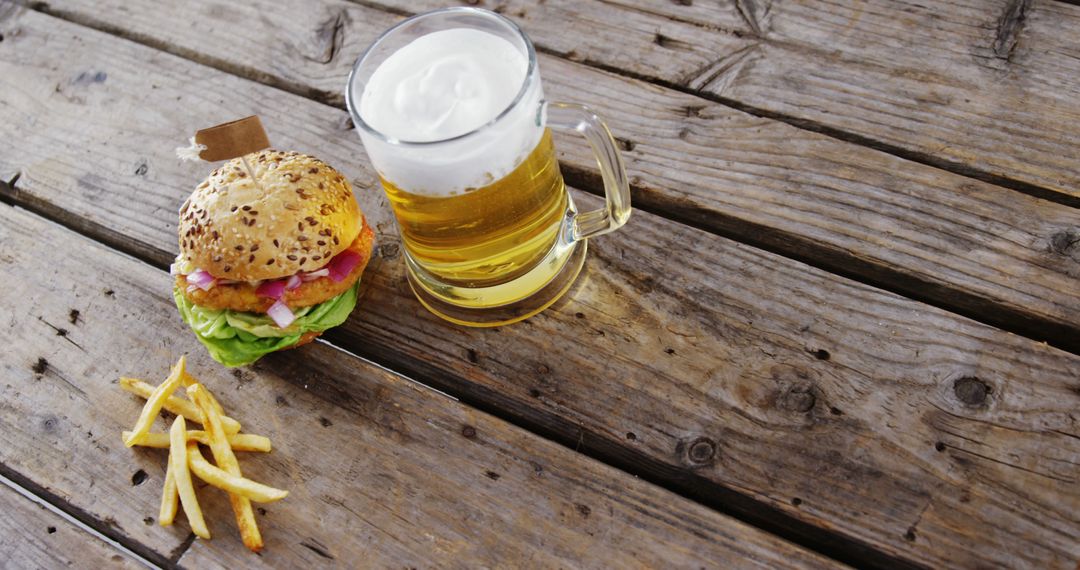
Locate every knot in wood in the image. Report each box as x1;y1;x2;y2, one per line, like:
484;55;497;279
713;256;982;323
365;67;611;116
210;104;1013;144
953;376;990;407
1048;230;1078;256
686;437;716;466
778;385;816;413
40;415;58;433
379;242;400;260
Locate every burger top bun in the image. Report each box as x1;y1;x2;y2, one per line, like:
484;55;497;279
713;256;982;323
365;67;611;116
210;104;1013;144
178;149;363;282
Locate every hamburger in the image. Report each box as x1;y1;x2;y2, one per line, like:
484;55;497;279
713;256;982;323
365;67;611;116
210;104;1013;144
172;150;374;367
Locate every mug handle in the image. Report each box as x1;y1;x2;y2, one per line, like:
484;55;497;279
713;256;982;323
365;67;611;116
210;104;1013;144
543;102;632;241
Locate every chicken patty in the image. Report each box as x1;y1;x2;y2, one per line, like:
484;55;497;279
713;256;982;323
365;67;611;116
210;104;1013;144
178;222;375;313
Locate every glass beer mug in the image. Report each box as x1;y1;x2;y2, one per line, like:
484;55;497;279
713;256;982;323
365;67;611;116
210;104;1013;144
346;7;630;326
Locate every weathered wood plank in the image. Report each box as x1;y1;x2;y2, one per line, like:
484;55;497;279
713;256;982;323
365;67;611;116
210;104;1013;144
367;0;1080;204
48;0;751;103
2;10;1079;569
360;0;743;87
0;205;839;568
716;0;1080;203
35;0;1080;353
0;481;145;569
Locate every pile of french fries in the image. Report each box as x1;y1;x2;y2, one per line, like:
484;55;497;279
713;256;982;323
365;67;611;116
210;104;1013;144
121;355;287;552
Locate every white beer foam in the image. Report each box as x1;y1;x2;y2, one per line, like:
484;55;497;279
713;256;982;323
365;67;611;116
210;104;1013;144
358;28;544;196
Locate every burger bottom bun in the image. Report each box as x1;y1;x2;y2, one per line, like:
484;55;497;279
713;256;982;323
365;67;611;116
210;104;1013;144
282;331;321;351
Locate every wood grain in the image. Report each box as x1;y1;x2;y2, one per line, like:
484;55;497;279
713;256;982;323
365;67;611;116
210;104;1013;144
2;9;1079;569
0;481;145;569
0;204;839;568
34;0;1080;353
366;0;1080;204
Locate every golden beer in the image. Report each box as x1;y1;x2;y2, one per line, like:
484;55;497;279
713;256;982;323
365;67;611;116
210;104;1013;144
382;129;568;291
348;9;631;325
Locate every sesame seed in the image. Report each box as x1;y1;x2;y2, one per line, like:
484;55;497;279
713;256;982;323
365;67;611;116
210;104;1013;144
299;257;307;264
249;254;255;262
313;255;321;261
250;244;260;252
224;266;232;272
273;239;280;248
298;235;308;241
266;259;275;265
287;255;297;261
242;205;251;211
317;240;326;246
235;245;245;251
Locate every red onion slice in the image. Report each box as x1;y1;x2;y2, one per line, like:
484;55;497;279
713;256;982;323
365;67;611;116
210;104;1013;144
256;279;287;299
285;275;302;290
187;269;216;291
327;251;362;283
266;300;296;329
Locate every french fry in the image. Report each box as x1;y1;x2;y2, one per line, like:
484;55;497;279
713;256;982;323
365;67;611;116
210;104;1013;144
159;462;178;526
124;356;187;447
187;443;288;503
122;431;272;453
189;384;262;552
169;416;210;539
120;377;242;435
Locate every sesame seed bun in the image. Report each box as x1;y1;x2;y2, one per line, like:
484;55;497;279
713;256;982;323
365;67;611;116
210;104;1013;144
178;149;362;281
177;219;374;312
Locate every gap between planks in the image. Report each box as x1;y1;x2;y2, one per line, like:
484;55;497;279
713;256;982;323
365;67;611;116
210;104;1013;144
22;1;1080;358
0;464;174;569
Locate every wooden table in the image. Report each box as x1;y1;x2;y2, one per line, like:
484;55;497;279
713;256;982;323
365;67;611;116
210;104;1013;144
1;0;1078;567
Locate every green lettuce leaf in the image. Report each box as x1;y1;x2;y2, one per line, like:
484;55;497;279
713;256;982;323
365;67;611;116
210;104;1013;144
174;282;359;367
